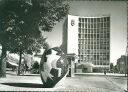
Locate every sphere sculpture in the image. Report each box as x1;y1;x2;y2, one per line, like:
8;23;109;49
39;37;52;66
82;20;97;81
40;48;69;88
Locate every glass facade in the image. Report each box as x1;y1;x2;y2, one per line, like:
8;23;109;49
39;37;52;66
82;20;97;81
78;17;110;66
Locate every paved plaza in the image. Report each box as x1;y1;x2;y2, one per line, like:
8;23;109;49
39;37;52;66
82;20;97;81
0;71;127;92
55;74;126;92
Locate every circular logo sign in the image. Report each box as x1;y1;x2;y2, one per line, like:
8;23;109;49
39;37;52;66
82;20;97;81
71;19;75;26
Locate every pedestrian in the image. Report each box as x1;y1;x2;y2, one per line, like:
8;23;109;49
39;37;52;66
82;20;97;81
104;70;106;75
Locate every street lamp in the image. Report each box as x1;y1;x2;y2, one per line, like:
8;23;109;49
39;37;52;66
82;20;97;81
125;46;128;92
126;48;128;92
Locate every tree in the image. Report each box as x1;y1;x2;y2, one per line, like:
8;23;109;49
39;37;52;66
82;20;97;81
114;65;119;73
43;41;50;51
31;61;39;74
0;0;69;77
15;35;46;75
110;63;114;73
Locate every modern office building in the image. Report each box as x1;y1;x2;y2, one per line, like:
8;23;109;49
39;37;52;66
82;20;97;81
62;15;110;72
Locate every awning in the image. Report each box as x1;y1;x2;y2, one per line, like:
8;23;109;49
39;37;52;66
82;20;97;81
77;62;94;68
7;61;18;67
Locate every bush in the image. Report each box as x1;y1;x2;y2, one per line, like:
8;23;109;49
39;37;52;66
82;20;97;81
31;61;39;74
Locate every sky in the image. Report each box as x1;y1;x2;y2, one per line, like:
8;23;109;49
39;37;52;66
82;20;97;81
43;1;127;65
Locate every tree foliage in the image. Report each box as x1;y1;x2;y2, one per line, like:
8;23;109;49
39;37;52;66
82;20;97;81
0;0;69;53
0;0;69;77
110;63;114;73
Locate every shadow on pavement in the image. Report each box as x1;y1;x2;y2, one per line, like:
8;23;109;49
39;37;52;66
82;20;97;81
6;72;17;76
1;83;44;88
19;74;40;76
6;72;40;76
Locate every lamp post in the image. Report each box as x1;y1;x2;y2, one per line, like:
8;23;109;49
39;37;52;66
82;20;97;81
126;1;128;91
124;1;128;91
125;46;128;92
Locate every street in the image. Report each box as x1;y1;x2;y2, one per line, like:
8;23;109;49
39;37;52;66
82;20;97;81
0;72;127;92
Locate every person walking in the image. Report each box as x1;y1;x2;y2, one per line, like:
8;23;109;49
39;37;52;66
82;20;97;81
104;69;106;75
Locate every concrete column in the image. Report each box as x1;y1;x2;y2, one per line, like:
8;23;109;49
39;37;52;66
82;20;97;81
71;59;75;77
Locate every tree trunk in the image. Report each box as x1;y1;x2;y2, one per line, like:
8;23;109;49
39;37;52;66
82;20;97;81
0;46;7;78
17;51;22;75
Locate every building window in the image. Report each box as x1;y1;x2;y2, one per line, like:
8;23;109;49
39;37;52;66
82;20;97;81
107;17;110;21
107;33;110;38
77;16;110;68
107;55;109;60
82;23;84;28
79;18;82;22
82;18;84;23
78;34;81;38
79;23;81;28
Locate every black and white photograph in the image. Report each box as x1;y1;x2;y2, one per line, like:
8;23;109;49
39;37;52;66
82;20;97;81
0;0;127;92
